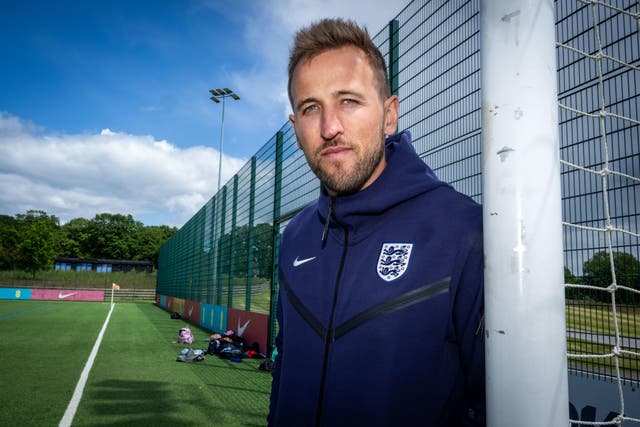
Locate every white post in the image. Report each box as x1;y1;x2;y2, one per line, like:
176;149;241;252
110;283;118;306
481;1;569;426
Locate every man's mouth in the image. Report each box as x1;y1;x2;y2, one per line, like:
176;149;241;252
320;145;351;157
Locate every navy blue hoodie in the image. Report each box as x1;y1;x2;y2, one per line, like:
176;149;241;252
269;131;485;427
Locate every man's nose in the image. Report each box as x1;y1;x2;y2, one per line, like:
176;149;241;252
320;107;343;141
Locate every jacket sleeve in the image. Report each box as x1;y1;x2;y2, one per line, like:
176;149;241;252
267;288;284;426
452;228;486;427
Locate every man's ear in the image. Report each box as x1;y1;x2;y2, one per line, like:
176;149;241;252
383;95;399;136
289;114;302;148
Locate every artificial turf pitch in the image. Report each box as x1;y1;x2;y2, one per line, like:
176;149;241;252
0;300;272;426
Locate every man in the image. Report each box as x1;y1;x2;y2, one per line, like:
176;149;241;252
269;18;485;427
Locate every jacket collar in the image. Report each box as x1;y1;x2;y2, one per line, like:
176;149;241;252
317;131;448;242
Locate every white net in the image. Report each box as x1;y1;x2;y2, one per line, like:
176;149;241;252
557;0;640;424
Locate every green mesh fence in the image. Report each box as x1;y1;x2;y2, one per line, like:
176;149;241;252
157;0;639;377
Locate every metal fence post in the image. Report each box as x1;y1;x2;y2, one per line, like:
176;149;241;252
268;131;284;353
229;175;238;308
216;186;227;306
207;198;216;304
388;19;399;96
246;155;257;311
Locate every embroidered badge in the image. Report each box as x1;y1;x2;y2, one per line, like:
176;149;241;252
377;243;413;282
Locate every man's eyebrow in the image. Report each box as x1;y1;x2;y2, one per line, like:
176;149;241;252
336;89;364;98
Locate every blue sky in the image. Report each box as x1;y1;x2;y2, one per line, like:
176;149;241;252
0;0;410;226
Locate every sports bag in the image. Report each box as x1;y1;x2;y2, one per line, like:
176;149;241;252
178;327;194;344
176;348;205;363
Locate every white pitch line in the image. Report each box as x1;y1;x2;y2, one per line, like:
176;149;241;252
59;303;116;427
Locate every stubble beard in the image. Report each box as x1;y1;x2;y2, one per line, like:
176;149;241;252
308;137;385;196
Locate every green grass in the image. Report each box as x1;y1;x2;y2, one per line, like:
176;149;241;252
567;338;640;376
566;304;639;338
0;301;112;425
0;301;272;426
206;276;272;314
565;302;639;380
0;269;157;289
248;286;272;314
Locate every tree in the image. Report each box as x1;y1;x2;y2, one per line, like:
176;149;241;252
252;223;274;279
218;223;274;279
0;215;20;269
564;266;579;284
134;225;177;268
57;218;91;258
564;266;584;300
16;210;60;229
1;211;59;272
12;210;60;277
583;251;640;304
85;213;143;259
0;210;176;272
17;220;56;277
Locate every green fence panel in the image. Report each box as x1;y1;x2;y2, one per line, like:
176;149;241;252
156;0;639;373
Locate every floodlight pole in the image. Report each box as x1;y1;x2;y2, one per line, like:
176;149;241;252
209;88;240;194
209;88;240;306
217;96;226;194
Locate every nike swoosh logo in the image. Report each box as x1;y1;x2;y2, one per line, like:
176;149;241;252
293;256;316;267
237;319;251;337
58;292;77;299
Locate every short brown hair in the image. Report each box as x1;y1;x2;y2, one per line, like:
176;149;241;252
287;18;391;107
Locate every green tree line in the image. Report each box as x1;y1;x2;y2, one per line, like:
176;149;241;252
565;250;640;304
0;210;177;276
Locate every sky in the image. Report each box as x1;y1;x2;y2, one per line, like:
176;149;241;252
0;0;411;227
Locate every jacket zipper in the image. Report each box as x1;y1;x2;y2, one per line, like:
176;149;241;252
315;198;348;427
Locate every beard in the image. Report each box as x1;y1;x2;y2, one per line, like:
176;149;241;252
306;137;385;196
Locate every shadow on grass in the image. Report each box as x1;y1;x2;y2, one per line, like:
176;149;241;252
83;373;270;426
81;379;187;426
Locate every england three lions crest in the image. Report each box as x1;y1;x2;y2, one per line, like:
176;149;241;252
377;243;413;282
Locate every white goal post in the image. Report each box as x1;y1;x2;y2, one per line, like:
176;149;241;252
481;1;570;426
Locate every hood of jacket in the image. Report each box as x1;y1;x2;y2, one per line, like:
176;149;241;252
317;131;449;243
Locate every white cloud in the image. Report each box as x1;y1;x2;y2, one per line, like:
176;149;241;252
0;2;412;228
0;112;246;226
217;0;412;143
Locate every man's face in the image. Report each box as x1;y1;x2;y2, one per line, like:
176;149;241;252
289;45;398;196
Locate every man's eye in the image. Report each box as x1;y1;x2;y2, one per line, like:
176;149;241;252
302;105;317;114
342;98;358;105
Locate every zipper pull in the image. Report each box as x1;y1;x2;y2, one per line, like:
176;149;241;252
321;197;334;242
324;329;335;344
